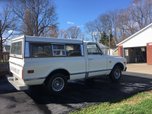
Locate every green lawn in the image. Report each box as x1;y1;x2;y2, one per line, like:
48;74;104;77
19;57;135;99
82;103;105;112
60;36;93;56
71;90;152;114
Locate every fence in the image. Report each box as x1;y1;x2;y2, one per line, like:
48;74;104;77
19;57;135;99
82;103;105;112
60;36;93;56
0;52;9;62
0;52;9;76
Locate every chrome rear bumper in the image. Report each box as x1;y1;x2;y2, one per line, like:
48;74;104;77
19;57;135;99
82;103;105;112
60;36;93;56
7;75;28;90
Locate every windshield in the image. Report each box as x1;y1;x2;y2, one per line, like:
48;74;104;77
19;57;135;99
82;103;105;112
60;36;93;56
10;41;22;55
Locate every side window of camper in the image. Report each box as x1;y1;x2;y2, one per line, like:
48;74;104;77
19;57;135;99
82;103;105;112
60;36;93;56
29;43;83;57
30;43;52;57
52;44;66;56
66;44;82;56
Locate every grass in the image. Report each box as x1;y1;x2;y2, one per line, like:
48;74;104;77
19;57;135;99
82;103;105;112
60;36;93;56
71;90;152;114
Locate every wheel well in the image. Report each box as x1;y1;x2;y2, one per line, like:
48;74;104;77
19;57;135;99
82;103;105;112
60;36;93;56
44;69;70;84
114;63;124;71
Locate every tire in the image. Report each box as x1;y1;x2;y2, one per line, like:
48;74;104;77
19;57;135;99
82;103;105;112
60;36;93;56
46;73;67;95
109;65;122;82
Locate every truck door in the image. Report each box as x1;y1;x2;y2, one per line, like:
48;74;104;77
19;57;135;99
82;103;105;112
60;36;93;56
87;43;108;77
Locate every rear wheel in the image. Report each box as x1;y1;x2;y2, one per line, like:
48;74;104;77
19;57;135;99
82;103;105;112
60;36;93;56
109;65;122;82
46;73;67;95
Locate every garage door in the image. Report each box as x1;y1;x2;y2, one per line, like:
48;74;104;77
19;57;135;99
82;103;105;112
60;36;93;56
124;47;146;63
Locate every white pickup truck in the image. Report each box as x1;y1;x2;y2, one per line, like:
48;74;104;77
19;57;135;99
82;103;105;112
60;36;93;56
8;35;127;94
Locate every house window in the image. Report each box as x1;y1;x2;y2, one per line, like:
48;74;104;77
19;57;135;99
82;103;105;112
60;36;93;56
125;49;129;56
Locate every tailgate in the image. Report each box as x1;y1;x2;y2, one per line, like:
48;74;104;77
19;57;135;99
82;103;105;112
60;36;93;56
9;57;24;79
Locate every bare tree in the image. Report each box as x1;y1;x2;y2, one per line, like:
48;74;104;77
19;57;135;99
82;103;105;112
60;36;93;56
129;0;152;29
115;0;152;41
130;0;145;29
48;25;58;37
144;0;152;24
0;7;15;58
12;0;57;36
99;14;112;33
116;9;130;40
66;26;81;39
85;18;104;42
58;30;68;39
85;0;152;43
108;11;119;43
85;21;97;41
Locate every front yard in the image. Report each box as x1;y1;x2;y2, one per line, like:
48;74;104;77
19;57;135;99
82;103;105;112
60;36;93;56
71;90;152;114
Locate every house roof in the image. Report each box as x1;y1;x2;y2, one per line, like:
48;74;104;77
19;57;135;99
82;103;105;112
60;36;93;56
117;23;152;46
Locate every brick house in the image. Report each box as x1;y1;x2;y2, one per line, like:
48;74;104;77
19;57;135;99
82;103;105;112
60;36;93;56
117;23;152;65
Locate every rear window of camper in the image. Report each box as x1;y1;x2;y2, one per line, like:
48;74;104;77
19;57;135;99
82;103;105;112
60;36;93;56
10;41;22;55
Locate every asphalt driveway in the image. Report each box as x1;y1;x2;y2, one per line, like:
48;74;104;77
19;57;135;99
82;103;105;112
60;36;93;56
0;72;152;114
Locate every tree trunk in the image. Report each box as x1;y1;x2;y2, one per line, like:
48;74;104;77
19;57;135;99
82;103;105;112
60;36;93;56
0;20;3;60
0;35;3;61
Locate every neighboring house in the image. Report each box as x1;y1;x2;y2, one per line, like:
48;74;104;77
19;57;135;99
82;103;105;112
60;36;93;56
98;43;115;56
98;43;109;55
112;48;118;56
117;23;152;65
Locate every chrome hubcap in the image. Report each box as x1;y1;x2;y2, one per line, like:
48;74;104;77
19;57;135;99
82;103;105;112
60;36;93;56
114;68;121;79
52;77;65;92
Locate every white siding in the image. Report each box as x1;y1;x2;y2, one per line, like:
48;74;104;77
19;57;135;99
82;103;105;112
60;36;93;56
123;27;152;48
